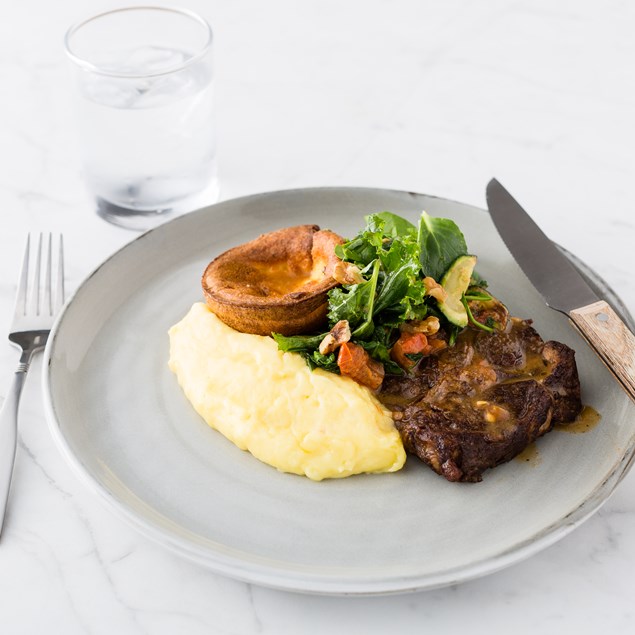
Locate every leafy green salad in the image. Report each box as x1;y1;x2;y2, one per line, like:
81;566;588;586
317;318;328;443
273;211;492;377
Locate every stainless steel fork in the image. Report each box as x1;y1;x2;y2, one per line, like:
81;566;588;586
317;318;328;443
0;233;64;536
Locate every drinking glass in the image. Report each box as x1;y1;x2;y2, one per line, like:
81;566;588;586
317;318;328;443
65;7;218;230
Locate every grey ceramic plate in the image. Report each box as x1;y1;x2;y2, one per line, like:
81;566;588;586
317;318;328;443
42;187;635;595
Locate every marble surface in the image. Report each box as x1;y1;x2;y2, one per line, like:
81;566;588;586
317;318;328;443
1;0;634;632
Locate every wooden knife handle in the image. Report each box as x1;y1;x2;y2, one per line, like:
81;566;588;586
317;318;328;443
570;300;635;402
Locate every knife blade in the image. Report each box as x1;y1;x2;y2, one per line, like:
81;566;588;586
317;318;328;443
486;178;635;402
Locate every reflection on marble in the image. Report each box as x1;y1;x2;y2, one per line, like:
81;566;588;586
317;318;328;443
1;0;634;633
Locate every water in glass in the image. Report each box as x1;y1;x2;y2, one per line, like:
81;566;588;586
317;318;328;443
77;45;218;223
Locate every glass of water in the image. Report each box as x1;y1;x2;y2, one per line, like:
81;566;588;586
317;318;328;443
65;7;218;230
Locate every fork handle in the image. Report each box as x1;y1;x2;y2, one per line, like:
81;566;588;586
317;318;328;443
0;367;28;535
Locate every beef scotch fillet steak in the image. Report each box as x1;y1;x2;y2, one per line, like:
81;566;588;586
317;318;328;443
379;318;582;482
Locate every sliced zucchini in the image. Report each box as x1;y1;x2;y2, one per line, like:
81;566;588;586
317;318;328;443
437;255;477;327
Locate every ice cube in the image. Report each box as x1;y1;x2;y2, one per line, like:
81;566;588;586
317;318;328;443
81;76;140;109
123;46;189;74
80;46;205;109
132;71;199;109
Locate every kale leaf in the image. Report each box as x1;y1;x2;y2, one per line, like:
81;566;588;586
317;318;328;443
272;332;326;353
417;211;468;281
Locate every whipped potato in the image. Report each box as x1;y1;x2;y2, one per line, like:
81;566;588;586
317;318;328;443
168;303;405;480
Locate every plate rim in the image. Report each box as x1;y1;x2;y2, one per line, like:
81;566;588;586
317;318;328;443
41;186;635;595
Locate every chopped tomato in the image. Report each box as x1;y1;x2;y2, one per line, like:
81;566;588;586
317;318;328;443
391;332;432;370
400;332;428;354
337;342;385;390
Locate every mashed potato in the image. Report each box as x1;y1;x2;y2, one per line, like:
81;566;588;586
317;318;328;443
168;303;405;480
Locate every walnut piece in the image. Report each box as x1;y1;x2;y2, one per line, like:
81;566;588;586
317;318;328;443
332;261;365;285
318;320;352;355
399;316;441;335
423;277;448;303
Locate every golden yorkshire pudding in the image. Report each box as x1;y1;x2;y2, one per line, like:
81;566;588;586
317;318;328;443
202;224;345;336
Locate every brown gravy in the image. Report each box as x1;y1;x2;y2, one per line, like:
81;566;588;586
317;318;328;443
515;442;541;466
556;405;601;434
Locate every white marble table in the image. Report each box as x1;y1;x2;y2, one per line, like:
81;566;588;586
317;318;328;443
2;0;634;632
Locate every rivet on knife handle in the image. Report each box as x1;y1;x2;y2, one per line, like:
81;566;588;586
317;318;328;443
569;300;635;402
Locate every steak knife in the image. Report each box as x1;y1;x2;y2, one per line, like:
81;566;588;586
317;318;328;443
486;178;635;402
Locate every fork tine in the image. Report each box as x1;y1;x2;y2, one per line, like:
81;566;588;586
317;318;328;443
29;233;42;316
14;234;30;318
55;234;65;313
43;233;52;316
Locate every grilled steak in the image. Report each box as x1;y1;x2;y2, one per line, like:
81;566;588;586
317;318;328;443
379;318;582;482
